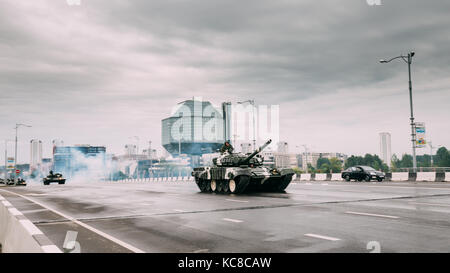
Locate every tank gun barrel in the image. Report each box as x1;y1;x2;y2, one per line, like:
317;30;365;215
241;139;272;164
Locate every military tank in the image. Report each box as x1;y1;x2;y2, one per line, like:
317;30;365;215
43;171;66;185
192;139;295;194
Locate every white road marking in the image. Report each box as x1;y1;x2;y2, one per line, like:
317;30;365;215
345;211;399;219
193;249;209;253
321;183;329;185
409;202;450;207
20;219;43;235
222;218;243;223
305;183;312;185
0;195;5;201
2;200;12;207
41;245;62;253
25;193;48;196
0;189;145;253
304;233;341;241
8;207;23;216
173;209;186;212
225;199;249;203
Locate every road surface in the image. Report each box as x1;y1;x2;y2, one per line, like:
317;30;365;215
1;180;450;253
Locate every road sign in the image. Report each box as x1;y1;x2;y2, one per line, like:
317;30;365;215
15;169;20;174
415;122;426;148
7;157;14;169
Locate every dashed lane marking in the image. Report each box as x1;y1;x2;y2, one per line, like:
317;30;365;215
345;211;399;219
226;199;249;203
222;218;243;223
304;233;341;241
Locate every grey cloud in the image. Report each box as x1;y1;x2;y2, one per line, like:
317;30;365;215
1;0;449;161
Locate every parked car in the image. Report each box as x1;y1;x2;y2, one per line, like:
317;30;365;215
341;166;385;182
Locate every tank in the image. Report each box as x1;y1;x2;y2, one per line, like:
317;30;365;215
43;171;66;185
192;139;295;194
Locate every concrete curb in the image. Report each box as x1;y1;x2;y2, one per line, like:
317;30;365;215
0;193;61;253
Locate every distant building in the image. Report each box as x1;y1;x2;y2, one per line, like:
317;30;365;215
30;139;42;172
240;142;252;154
379;132;392;167
302;152;347;169
124;144;137;156
277;141;289;154
162;99;226;167
53;145;106;178
274;153;298;168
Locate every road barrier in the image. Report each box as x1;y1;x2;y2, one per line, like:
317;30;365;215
114;172;450;183
416;172;436;182
391;172;409;181
0;193;61;253
331;173;343;181
446;172;450;182
300;173;311;181
315;173;327;181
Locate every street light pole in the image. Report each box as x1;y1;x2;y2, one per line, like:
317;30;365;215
4;140;13;180
13;123;31;186
429;142;441;167
380;51;417;172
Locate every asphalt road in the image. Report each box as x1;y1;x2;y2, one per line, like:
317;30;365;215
1;180;450;253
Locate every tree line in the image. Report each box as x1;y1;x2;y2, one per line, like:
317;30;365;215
391;146;450;170
292;146;449;174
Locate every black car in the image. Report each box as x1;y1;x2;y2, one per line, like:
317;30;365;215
341;166;385;182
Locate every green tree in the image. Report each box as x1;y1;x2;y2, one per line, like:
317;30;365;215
292;167;303;175
391;154;400;171
399;154;413;168
435;147;450;167
329;157;343;173
317;157;331;170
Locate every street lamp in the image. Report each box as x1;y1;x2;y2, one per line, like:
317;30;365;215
237;99;256;150
14;123;31;185
380;51;417;172
4;139;13;180
428;142;442;167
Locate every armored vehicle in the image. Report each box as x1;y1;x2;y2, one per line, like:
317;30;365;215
43;171;66;185
192;139;295;194
2;178;27;186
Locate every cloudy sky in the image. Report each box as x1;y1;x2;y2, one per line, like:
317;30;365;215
1;0;449;163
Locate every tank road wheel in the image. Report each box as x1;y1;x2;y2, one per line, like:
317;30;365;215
229;176;249;194
222;180;230;193
228;179;237;193
210;180;217;192
216;180;223;193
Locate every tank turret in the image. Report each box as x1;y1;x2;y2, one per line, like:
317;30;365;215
214;139;271;167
